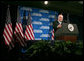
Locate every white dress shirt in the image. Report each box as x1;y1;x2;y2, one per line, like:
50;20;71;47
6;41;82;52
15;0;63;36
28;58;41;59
58;20;62;24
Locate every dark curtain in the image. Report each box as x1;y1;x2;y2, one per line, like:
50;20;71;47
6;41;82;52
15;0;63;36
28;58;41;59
0;2;21;60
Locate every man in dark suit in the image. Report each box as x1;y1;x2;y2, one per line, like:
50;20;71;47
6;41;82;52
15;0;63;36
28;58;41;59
53;14;64;40
53;14;64;32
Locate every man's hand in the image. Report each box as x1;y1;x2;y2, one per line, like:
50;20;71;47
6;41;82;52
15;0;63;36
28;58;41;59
57;24;62;28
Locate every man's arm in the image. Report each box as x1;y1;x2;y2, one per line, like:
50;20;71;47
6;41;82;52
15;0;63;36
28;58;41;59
57;24;62;28
53;21;59;31
53;21;62;31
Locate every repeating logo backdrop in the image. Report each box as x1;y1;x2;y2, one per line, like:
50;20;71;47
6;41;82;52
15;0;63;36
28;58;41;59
19;6;58;40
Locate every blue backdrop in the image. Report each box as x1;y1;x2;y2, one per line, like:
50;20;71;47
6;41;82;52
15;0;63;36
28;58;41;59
19;6;58;40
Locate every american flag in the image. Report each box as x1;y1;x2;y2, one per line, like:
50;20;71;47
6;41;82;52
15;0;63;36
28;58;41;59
51;14;56;40
3;6;14;50
24;11;35;40
51;28;54;40
14;7;26;47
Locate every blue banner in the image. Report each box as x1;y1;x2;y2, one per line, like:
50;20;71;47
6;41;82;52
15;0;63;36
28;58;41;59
19;6;58;40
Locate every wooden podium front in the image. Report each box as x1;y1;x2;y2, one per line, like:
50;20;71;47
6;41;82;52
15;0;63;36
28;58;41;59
56;36;77;42
55;23;79;42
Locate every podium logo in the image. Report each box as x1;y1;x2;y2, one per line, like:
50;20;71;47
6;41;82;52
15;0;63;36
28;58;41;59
68;24;74;32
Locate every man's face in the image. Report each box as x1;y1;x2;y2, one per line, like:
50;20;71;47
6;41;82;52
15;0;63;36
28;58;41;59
58;15;63;22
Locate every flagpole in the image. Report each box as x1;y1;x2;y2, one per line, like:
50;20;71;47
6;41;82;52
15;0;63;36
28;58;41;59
7;5;14;50
8;5;14;49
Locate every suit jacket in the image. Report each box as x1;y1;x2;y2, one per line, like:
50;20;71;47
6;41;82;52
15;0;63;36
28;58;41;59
53;20;64;32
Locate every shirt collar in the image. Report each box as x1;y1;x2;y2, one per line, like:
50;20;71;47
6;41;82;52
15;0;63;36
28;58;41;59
58;20;62;24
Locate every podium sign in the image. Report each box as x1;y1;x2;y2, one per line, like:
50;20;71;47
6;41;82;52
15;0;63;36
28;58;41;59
55;23;79;42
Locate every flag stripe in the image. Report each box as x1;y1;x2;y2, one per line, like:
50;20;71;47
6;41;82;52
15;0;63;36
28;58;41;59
25;31;30;40
3;34;12;49
7;24;13;36
29;24;34;39
18;23;24;37
16;33;24;46
27;25;34;40
14;25;24;46
4;28;12;46
4;28;11;43
3;30;11;46
16;23;26;44
5;24;13;41
30;24;34;37
26;26;32;40
15;24;24;41
51;29;54;40
14;22;26;47
8;24;13;39
3;35;9;45
26;28;32;40
14;32;24;47
8;24;13;34
17;23;23;36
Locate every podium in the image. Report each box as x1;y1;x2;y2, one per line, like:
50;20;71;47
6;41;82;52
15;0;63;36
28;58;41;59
55;23;79;42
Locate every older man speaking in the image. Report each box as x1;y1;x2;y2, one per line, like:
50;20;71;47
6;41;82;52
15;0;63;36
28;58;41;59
53;14;64;32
